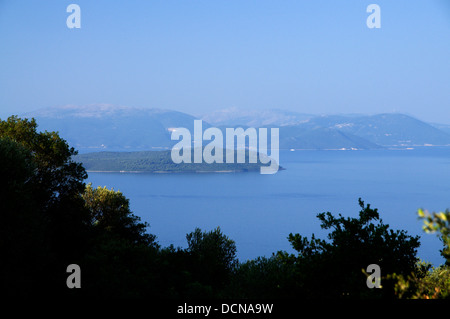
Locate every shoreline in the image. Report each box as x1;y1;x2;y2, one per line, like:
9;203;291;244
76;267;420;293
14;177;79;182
86;169;258;174
86;167;285;174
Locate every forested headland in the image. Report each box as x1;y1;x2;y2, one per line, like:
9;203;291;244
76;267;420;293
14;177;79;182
1;116;449;299
75;149;276;173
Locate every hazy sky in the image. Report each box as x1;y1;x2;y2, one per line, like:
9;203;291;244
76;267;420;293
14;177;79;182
1;0;449;123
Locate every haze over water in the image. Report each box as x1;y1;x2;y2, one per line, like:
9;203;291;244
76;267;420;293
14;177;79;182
87;148;450;267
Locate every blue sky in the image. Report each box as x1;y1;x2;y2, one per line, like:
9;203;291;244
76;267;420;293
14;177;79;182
0;0;449;123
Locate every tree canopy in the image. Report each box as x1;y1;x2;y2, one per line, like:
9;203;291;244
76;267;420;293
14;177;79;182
280;199;421;298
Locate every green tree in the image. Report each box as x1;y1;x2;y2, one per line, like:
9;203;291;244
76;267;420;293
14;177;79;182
0;137;49;296
393;209;450;299
0;116;91;296
80;184;160;297
82;184;157;246
418;208;450;265
185;227;238;297
0;116;87;205
227;255;297;298
281;199;421;299
0;116;91;265
0;116;167;297
393;261;450;299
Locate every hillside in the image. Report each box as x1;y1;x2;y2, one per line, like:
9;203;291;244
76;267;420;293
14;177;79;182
23;104;204;152
301;113;450;147
201;107;313;127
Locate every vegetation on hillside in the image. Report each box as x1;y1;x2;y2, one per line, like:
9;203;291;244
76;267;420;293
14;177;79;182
75;149;274;173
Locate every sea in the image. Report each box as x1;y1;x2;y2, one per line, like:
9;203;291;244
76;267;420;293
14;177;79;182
86;148;450;266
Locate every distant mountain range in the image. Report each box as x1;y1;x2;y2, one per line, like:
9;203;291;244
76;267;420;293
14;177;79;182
20;104;450;152
200;107;314;127
23;105;204;152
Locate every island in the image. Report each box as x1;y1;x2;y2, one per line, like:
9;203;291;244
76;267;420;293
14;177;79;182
74;149;282;173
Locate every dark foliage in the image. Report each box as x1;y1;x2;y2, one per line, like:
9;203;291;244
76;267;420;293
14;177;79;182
280;199;421;299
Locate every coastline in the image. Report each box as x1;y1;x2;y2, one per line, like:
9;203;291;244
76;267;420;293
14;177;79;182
86;169;255;174
86;167;285;174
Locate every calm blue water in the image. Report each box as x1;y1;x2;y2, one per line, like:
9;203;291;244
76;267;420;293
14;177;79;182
86;148;450;266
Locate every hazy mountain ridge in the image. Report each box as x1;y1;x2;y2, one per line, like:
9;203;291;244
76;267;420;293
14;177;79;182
296;113;450;147
19;105;450;152
431;123;450;135
23;104;203;152
200;107;314;127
